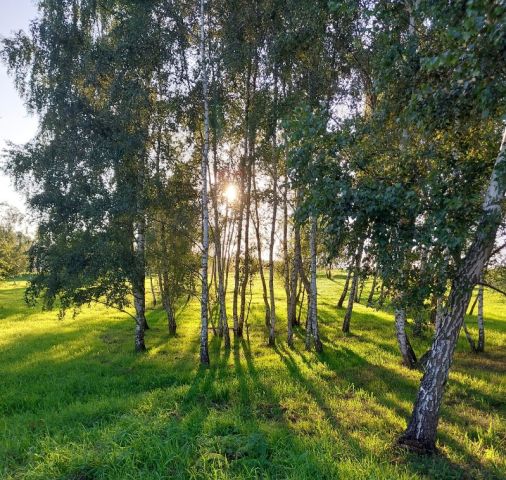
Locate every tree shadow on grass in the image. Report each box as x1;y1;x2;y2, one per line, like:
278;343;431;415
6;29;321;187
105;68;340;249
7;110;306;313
238;338;366;478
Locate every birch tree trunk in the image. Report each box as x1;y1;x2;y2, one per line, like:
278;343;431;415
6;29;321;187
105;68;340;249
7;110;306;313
149;273;157;307
268;108;279;346
462;320;476;352
160;268;177;335
210;113;230;349
232;190;244;336
287;221;300;347
288;190;303;328
252;172;271;325
133;219;147;352
367;270;378;307
395;308;417;368
199;0;210;365
233;61;251;337
356;275;366;303
306;215;322;352
342;238;364;333
282;172;291;324
477;282;485;352
239;60;258;337
337;267;352;309
378;281;388;307
239;157;252;337
398;127;506;453
468;293;479;315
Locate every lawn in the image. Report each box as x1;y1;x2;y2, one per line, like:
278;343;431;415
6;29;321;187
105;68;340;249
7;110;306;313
0;273;505;479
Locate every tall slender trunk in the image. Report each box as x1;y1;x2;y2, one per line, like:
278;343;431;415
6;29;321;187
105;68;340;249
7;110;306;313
149;273;157;307
367;270;378;307
477;282;485;352
378;281;386;307
210;252;218;331
224;209;235;294
394;0;420;367
199;0;210;365
164;279;177;335
282;172;290;324
468;292;479;315
288;211;302;328
398;127;506;453
306;216;322;352
252;173;270;325
395;308;417;368
356;275;366;303
287;221;300;347
337;267;352;308
232;201;243;336
296;230;312;317
239;157;252;337
239;59;257;337
210;103;229;349
233;64;251;337
133;219;147;352
268;142;278;345
133;282;146;352
342;238;364;333
159;268;176;335
297;284;306;326
462;320;476;351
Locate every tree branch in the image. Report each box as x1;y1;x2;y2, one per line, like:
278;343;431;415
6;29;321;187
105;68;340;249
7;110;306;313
479;281;506;298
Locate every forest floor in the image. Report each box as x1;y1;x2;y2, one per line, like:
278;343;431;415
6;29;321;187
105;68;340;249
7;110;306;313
0;273;505;479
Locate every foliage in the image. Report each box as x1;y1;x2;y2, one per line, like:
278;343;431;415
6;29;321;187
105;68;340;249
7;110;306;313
0;205;30;279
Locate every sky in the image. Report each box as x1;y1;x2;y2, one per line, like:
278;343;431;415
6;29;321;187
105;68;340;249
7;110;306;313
0;0;39;212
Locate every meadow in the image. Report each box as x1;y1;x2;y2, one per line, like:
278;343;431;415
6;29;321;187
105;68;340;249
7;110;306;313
0;273;505;479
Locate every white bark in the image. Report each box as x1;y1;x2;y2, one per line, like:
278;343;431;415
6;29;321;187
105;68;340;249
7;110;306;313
337;266;352;308
367;270;378;307
133;219;146;352
199;0;210;365
306;215;322;352
395;308;417;368
252;171;270;325
399;127;506;452
477;283;485;351
342;238;364;333
268;108;278;346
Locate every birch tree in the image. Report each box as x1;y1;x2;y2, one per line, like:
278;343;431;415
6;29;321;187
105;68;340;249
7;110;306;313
199;0;210;365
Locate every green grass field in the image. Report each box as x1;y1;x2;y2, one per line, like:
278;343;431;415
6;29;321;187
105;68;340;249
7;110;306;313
0;273;505;479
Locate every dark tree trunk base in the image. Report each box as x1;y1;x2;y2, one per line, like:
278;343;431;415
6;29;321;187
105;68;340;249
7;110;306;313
396;435;438;455
200;347;210;366
402;342;418;369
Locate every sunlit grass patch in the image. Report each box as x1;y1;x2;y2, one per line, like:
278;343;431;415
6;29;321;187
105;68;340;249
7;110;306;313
0;274;505;479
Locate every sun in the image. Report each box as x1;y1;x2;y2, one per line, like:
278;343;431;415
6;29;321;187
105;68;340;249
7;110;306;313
223;183;238;204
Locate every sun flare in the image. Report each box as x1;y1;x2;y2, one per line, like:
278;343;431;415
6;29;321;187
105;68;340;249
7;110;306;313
223;183;238;204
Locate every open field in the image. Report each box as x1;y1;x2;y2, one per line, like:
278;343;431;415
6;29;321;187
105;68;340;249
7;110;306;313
0;273;505;479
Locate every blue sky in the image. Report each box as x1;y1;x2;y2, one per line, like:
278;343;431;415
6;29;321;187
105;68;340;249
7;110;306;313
0;0;39;211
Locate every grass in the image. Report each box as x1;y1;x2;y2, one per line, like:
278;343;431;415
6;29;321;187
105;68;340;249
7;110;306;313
0;272;505;479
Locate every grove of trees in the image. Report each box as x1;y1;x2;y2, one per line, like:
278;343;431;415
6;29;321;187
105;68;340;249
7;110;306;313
2;0;505;455
0;204;30;279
